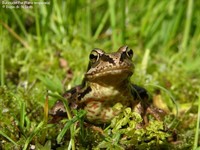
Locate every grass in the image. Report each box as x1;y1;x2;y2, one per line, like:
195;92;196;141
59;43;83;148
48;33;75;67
0;0;200;149
193;90;200;150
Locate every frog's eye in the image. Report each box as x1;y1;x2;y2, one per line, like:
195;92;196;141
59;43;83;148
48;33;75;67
126;48;133;58
89;50;100;63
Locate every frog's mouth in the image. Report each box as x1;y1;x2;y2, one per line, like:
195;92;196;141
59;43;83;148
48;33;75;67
85;67;133;82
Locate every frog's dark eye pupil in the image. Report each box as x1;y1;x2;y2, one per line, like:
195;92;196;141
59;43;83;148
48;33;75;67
126;49;133;58
89;52;99;63
89;54;96;60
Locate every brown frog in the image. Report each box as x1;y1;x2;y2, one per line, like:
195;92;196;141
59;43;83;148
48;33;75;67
50;46;162;124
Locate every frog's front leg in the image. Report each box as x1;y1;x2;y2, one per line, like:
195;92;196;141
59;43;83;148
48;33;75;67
131;84;165;124
134;101;166;125
146;106;166;121
131;84;149;100
49;85;82;118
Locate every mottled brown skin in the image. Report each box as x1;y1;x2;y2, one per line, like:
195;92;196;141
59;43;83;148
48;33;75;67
50;46;163;124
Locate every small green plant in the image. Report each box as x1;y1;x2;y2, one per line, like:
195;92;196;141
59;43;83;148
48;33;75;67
93;107;170;149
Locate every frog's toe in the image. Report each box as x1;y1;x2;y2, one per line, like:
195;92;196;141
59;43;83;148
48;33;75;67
146;106;166;121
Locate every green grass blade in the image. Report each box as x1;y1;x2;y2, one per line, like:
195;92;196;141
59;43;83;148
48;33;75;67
141;0;156;36
42;0;53;44
141;49;150;75
37;75;63;94
0;21;30;50
163;5;184;47
108;0;117;48
56;110;86;143
10;9;28;37
56;120;74;144
86;0;92;39
181;0;193;50
0;19;4;86
0;18;5;86
120;0;126;45
23;121;44;150
54;0;65;34
34;5;41;48
0;130;18;146
0;54;4;86
93;10;109;40
193;89;200;150
19;101;26;133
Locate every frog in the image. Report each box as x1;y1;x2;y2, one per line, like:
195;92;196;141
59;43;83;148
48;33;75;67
50;46;163;124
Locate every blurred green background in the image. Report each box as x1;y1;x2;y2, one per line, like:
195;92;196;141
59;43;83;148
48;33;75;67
0;0;200;149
